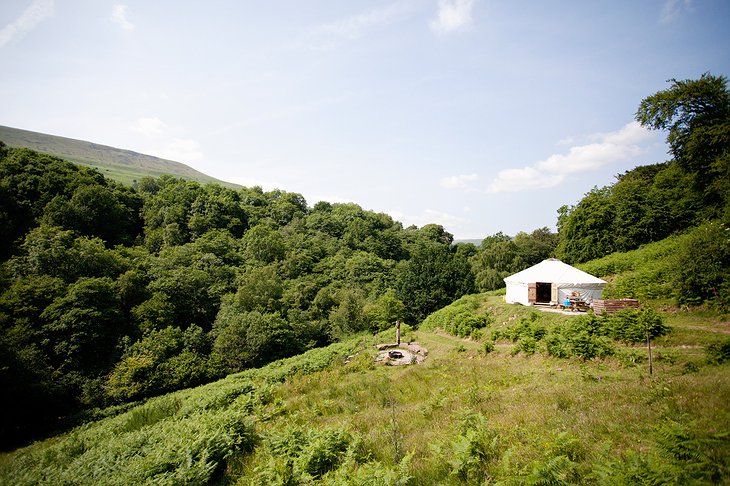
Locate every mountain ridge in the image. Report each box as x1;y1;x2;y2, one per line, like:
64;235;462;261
0;125;239;189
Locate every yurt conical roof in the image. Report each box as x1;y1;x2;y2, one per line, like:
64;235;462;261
503;258;606;285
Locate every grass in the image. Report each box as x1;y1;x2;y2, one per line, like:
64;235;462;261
0;125;240;188
1;297;728;484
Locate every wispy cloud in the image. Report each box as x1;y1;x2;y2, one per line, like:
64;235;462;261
111;4;134;30
132;116;167;136
0;0;54;49
441;173;478;189
403;208;470;230
487;167;565;193
131;117;204;163
305;2;413;49
156;138;205;164
430;0;475;34
486;121;655;193
535;122;651;174
660;0;693;24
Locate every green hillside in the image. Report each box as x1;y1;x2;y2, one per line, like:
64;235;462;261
1;289;727;484
3;229;730;483
1;73;728;484
0;125;238;188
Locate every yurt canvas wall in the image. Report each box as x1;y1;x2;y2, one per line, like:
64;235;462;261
503;259;607;306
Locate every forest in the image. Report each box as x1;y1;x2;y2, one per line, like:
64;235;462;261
0;73;728;451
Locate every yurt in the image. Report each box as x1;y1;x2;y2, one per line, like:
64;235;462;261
503;258;606;306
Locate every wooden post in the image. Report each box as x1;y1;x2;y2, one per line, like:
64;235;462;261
646;328;653;375
396;320;401;346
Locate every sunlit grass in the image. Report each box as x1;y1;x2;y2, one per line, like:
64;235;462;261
2;297;728;484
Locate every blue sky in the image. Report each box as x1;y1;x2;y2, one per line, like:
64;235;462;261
1;1;729;239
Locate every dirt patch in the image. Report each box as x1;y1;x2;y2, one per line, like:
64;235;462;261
533;306;587;316
681;325;730;335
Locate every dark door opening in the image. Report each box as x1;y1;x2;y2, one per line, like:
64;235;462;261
535;282;552;304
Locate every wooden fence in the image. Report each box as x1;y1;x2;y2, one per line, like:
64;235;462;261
591;298;640;314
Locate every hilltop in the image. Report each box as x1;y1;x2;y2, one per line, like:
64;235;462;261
0;125;237;188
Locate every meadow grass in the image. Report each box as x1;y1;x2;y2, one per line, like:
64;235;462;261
1;297;728;484
225;297;729;484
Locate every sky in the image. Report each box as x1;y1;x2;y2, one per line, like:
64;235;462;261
1;1;729;240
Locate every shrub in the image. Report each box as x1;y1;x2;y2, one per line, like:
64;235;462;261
543;333;569;358
120;396;182;433
543;317;615;360
527;455;578;485
706;338;730;365
254;425;366;483
322;453;413;485
615;349;647;368
674;222;730;308
591;450;685;485
431;411;501;483
105;326;213;401
421;294;490;338
493;312;545;342
297;428;353;479
568;331;615;360
512;336;537;356
606;308;669;344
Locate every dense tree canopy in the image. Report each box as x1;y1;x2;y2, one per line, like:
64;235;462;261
1;73;727;447
557;73;730;264
636;73;730;200
470;228;559;292
0;146;474;447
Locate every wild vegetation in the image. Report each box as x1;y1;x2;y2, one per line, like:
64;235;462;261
0;142;493;447
0;74;728;483
1;293;727;484
556;73;730;264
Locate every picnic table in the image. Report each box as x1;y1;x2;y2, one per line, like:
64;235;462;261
559;296;590;312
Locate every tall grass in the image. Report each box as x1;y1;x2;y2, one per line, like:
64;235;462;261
2;298;728;485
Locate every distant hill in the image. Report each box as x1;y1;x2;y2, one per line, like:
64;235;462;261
454;238;483;247
0;125;238;188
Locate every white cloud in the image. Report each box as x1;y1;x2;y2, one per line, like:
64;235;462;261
228;175;284;191
111;4;134;30
537;121;652;174
393;208;469;231
317;3;408;39
556;135;577;146
660;0;693;24
0;0;54;49
441;173;478;189
486;121;655;194
421;209;469;227
430;0;475;34
589;120;653;146
132;116;167;136
157;138;205;163
305;2;412;48
487;167;564;194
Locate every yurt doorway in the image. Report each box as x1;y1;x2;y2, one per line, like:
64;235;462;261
535;282;552;304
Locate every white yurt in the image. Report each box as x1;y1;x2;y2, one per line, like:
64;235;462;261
503;258;607;306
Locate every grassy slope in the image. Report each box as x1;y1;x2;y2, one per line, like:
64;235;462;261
1;295;728;484
1;234;729;484
0;125;239;188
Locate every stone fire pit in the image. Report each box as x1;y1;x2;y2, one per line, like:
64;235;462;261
374;342;427;366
